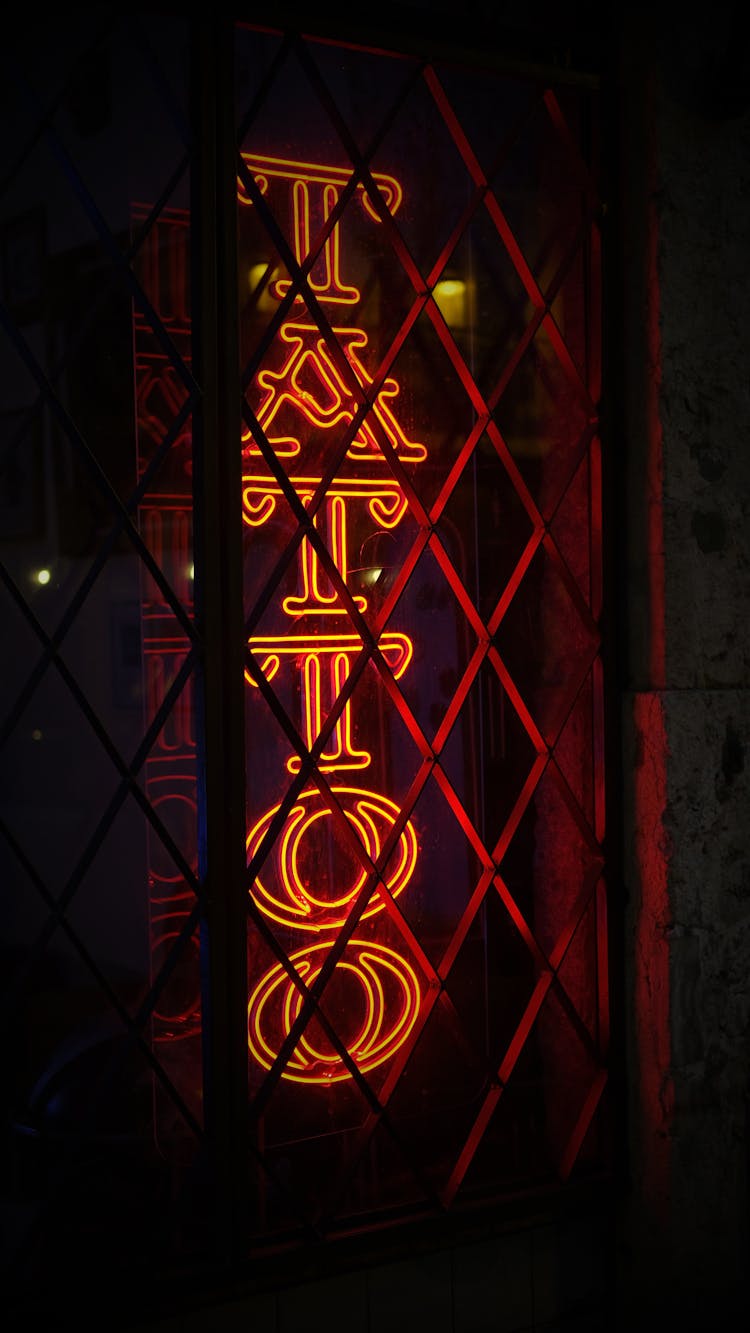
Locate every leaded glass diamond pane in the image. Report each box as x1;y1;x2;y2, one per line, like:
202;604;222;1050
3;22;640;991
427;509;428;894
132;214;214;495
237;24;607;1236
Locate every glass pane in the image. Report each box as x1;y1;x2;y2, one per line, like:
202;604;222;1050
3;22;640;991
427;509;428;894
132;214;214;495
237;26;607;1238
1;13;204;1295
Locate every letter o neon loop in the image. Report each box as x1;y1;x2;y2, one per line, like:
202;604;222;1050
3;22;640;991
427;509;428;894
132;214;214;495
246;786;418;932
247;938;421;1083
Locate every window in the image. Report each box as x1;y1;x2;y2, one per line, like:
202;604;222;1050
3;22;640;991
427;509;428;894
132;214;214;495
2;12;608;1305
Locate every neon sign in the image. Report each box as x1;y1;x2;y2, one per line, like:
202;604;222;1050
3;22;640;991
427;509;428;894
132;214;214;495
242;155;425;1083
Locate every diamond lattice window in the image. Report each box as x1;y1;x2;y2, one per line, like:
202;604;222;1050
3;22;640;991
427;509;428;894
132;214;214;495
2;16;607;1299
235;27;607;1238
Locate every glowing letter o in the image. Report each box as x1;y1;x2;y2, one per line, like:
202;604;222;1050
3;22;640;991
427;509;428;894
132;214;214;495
247;938;421;1083
246;786;417;932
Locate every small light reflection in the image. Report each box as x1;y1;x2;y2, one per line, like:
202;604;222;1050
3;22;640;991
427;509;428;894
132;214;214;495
31;729;42;742
248;262;280;312
35;568;51;586
188;563;195;581
433;278;467;328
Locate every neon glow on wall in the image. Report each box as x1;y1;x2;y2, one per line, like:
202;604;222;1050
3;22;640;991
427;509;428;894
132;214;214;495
241;155;424;1084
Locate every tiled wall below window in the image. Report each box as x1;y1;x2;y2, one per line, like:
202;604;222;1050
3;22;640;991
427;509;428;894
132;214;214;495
132;1210;611;1333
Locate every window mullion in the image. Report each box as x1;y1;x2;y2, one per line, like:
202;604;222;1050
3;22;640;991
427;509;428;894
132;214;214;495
191;14;249;1267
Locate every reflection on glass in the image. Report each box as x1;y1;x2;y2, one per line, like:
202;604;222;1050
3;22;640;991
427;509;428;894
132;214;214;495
1;14;201;1289
133;203;200;1048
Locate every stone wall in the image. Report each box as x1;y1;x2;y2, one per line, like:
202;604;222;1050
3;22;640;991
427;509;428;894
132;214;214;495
619;8;750;1323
